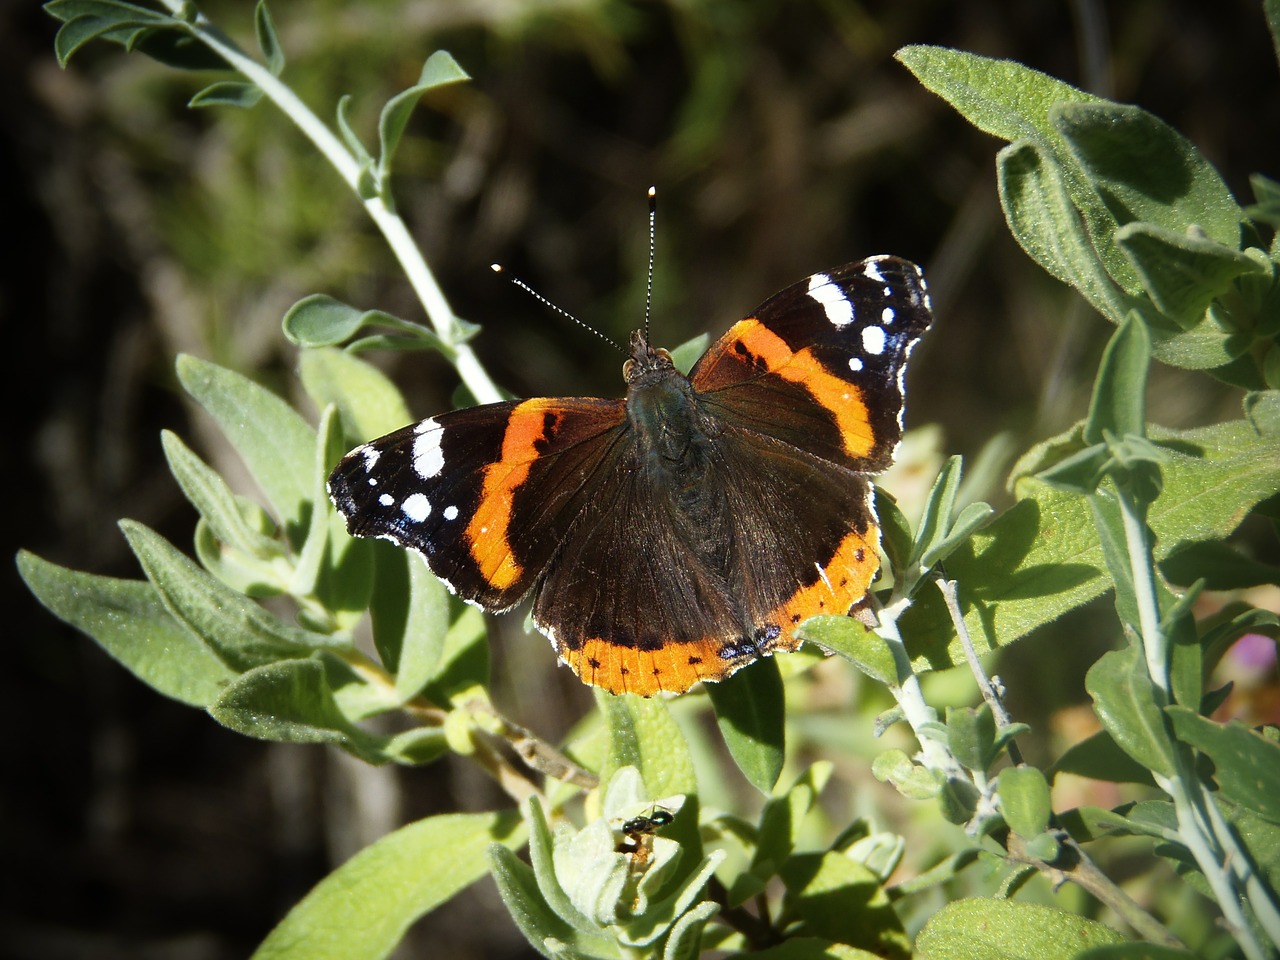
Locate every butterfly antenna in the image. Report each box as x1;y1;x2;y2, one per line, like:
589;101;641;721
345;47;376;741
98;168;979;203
644;186;657;344
490;263;623;354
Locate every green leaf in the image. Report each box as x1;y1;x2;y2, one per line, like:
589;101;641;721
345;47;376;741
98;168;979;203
377;51;470;190
283;294;446;352
779;852;907;957
120;520;347;670
488;844;576;959
209;658;389;762
914;898;1125;959
1051;729;1157;786
254;0;283;75
731;939;885;960
189;80;263;109
1165;706;1280;824
252;810;524;960
752;762;833;878
335;94;373;170
1084;314;1150;445
1086;646;1176;779
668;333;710;375
599;692;698;799
998;766;1052;840
17;550;236;706
1052;102;1243;246
298;346;412;445
1117;223;1267;329
895;45;1101;147
1247;172;1280;227
798;615;895;685
161;430;281;559
946;703;997;774
288;406;342;599
705;660;785;792
997;140;1130;322
872;749;939;800
1075;946;1199;959
522;797;601;936
52;13;161;65
900;418;1280;674
420;603;489;706
176;355;317;545
378;552;449;702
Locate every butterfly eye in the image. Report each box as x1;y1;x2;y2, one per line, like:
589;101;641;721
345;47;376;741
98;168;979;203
623;358;636;379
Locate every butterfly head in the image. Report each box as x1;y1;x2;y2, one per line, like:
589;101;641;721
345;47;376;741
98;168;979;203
623;329;675;387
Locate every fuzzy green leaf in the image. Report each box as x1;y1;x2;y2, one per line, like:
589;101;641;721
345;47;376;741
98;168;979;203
752;762;833;879
705;660;785;793
488;844;577;959
298;346;412;445
189;80;262;109
798;615;895;685
254;1;283;75
779;852;907;956
252;811;524;960
1166;706;1280;824
1084;313;1150;445
161;430;280;559
377;51;470;189
1052;101;1242;246
1117;223;1267;328
997;140;1129;321
900;417;1280;674
998;766;1053;840
120;519;346;668
17;550;236;706
915;899;1125;959
209;658;388;762
176;355;317;545
599;692;698;800
1086;646;1177;778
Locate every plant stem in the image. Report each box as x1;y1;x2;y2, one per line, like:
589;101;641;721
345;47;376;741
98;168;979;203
168;3;502;405
1114;486;1274;959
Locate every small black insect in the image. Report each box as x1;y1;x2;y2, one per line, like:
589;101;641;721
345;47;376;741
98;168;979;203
617;808;675;861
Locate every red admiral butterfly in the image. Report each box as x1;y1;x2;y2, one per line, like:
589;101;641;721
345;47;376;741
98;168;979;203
328;256;932;696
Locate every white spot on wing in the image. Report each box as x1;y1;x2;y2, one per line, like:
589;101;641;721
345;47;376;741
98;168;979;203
849;357;864;372
412;419;445;478
379;493;394;507
815;562;833;592
401;492;431;522
861;325;887;355
863;258;886;282
881;306;895;324
360;446;380;470
807;273;854;327
443;505;459;521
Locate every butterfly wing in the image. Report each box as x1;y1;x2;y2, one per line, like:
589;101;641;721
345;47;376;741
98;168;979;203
534;421;881;696
690;256;932;473
328;397;629;611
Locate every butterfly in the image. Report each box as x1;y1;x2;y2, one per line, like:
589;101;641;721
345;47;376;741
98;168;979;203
328;256;932;696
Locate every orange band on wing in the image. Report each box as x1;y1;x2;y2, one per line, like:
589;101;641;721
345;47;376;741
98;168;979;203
766;527;881;652
561;636;730;697
726;319;876;459
466;399;558;590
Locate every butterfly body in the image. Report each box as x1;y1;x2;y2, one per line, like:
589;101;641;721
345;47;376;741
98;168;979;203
328;256;932;696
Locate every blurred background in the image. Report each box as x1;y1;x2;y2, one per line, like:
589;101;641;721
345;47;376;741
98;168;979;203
5;1;1278;957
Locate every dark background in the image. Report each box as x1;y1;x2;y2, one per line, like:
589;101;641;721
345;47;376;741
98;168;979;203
4;1;1278;957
